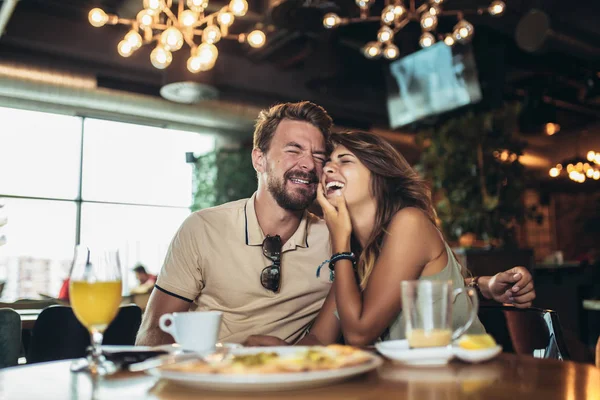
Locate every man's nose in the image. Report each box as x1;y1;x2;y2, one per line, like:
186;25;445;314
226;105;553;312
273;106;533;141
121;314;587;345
299;154;316;171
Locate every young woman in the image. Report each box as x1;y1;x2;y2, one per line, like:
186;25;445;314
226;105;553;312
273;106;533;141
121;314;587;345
246;131;535;347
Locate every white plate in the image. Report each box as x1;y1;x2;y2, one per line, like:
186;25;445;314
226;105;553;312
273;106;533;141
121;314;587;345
102;342;242;354
146;346;383;392
375;340;454;366
453;345;502;363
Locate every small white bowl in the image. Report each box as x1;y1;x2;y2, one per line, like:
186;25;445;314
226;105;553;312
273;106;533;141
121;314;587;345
375;340;454;366
452;345;502;363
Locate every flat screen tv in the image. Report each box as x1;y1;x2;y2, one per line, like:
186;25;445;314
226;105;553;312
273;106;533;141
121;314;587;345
387;42;482;128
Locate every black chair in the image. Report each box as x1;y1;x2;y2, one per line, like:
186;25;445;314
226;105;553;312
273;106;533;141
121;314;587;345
27;304;142;364
0;308;21;368
478;305;571;360
103;304;142;346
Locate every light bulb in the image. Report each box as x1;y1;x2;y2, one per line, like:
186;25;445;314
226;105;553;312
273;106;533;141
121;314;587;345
202;25;222;44
549;168;559;178
594;171;600;180
569;171;578;181
431;0;444;3
377;26;394;43
218;11;234;27
381;5;396;25
488;0;505;16
453;19;474;43
117;40;134;57
363;41;381;59
137;10;155;27
587;151;596;162
187;56;214;73
545;122;560;135
419;32;435;48
444;34;455;46
383;44;399;60
420;12;437;31
143;0;164;12
576;162;583;171
160;27;184;51
180;10;197;27
187;0;208;12
89;8;108;27
566;164;574;173
124;30;143;50
394;5;406;17
194;43;219;64
323;13;341;29
587;168;594;178
247;30;266;48
556;164;563;170
428;4;441;16
596;154;600;165
229;0;248;17
355;0;374;9
150;46;173;69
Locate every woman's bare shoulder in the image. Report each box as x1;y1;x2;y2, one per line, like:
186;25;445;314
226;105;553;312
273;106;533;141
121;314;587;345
386;207;443;246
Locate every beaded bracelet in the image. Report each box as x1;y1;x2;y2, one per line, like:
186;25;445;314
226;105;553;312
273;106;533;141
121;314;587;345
316;252;356;282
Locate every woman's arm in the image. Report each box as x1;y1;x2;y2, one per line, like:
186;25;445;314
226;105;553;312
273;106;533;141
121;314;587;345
332;208;444;346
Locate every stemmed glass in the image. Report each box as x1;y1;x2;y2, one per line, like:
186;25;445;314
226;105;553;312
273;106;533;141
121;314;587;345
69;245;122;375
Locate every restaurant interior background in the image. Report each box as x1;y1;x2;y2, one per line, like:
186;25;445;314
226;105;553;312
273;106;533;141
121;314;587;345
0;0;599;354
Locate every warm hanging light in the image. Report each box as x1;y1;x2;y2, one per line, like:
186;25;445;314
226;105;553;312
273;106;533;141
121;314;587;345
229;0;248;17
324;1;503;60
444;34;455;46
89;8;109;27
160;27;184;51
383;44;400;60
179;10;197;27
87;1;265;73
202;25;222;44
117;40;134;57
150;46;173;69
419;32;435;48
549;152;600;183
323;13;341;29
453;19;475;43
420;12;438;31
363;42;381;59
124;30;143;50
488;1;506;16
246;30;266;48
377;26;394;43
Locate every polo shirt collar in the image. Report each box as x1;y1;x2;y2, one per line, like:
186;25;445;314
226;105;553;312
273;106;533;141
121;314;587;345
244;192;310;249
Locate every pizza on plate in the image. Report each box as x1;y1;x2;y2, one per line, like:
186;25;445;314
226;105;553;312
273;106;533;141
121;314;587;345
162;345;374;375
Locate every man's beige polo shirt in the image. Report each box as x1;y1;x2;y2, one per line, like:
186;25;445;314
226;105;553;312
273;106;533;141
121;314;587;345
156;192;332;344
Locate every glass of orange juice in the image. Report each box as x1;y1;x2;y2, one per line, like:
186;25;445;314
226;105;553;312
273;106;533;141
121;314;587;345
69;245;122;375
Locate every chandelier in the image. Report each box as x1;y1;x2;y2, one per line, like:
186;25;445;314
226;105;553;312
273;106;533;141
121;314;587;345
88;0;266;73
322;0;505;60
549;151;600;183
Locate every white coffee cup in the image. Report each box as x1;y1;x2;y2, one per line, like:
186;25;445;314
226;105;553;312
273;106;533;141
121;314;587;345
159;311;222;354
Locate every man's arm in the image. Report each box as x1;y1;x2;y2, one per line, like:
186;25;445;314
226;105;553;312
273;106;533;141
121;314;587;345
469;266;536;308
135;289;191;346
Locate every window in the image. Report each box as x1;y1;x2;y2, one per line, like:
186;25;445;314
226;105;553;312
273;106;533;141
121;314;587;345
0;107;215;299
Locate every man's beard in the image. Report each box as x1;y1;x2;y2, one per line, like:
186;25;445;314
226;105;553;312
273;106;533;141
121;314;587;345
267;169;318;211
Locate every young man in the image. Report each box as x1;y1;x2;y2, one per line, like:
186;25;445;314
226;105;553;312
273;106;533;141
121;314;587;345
136;101;536;346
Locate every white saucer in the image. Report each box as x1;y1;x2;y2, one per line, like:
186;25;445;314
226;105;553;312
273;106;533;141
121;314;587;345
453;345;502;363
375;340;454;366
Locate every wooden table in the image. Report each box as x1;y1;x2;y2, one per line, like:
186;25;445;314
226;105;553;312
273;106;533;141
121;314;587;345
1;354;598;400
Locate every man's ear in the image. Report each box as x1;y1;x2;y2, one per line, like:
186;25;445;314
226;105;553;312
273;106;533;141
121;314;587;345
251;148;266;173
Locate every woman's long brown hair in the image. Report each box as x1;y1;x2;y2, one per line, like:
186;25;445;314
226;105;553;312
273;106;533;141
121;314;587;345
330;131;439;289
